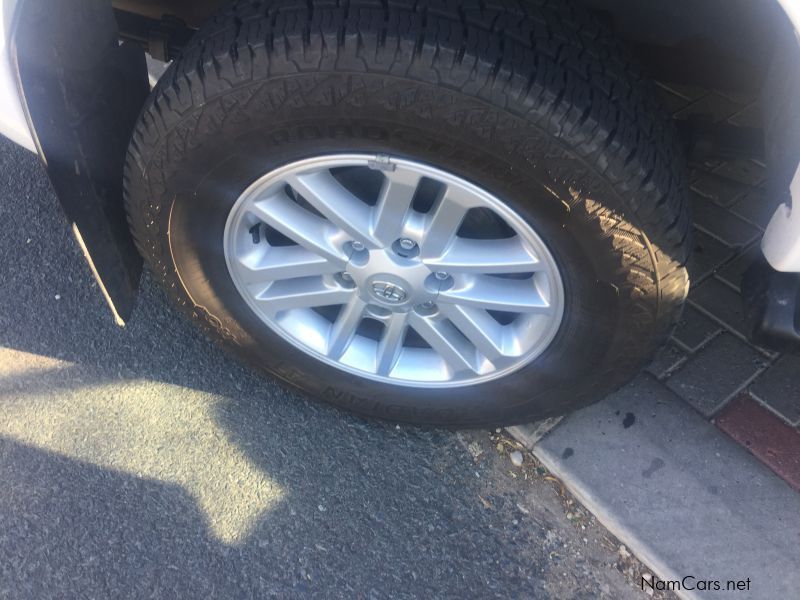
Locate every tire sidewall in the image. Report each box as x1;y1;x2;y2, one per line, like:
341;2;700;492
158;78;630;424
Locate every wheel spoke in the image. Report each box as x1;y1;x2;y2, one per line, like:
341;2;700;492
250;192;349;265
371;169;421;245
225;154;565;387
256;277;355;314
237;246;342;285
327;296;367;359
419;186;474;257
286;170;374;246
408;313;479;374
438;304;505;362
375;313;408;375
424;237;540;274
437;275;552;313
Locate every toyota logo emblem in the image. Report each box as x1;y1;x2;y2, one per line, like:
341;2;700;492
371;281;408;304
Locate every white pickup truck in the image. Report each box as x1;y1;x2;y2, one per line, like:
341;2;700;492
1;0;798;426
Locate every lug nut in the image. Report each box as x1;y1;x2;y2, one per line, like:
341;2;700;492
351;241;365;252
392;237;421;258
424;271;454;293
336;272;356;288
415;301;437;316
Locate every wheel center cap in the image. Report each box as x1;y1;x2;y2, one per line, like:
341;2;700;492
370;280;408;304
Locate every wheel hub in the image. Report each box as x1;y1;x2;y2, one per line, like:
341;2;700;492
223;154;565;387
369;280;409;305
346;246;439;312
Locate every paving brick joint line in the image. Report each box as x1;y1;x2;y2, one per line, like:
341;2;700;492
644;82;800;487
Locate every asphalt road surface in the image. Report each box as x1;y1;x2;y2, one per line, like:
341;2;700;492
0;137;644;599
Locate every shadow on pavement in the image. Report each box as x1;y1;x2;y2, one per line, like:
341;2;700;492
0;138;565;597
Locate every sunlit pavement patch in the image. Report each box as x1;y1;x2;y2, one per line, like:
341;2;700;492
0;348;74;381
0;349;284;544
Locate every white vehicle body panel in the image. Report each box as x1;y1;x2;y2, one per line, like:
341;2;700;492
762;164;800;270
763;0;800;271
0;0;799;270
0;0;34;152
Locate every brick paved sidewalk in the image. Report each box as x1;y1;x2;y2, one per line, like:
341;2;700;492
507;83;800;599
644;84;800;490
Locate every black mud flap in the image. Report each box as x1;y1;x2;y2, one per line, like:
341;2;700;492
12;0;149;324
742;258;800;354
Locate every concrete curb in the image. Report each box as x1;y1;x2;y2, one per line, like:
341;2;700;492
510;374;800;600
506;417;562;448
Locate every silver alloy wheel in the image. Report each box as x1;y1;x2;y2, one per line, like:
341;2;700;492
223;154;564;388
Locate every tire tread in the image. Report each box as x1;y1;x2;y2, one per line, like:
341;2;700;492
124;0;691;424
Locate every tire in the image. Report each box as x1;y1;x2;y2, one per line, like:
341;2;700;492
124;0;690;426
